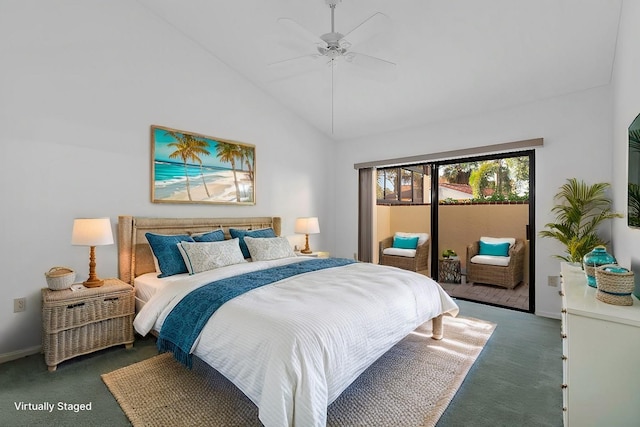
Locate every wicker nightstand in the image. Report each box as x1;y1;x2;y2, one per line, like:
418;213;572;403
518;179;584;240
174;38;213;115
41;278;135;371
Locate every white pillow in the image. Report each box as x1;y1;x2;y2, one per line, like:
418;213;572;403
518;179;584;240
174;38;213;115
244;236;296;261
480;236;516;248
177;238;246;274
395;232;429;246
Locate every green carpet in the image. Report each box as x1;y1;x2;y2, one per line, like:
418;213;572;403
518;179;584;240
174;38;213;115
0;300;563;426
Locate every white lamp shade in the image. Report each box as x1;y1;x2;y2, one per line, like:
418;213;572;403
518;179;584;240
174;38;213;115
71;218;114;246
294;217;320;235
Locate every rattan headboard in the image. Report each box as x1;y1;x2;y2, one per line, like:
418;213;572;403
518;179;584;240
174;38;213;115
117;215;282;284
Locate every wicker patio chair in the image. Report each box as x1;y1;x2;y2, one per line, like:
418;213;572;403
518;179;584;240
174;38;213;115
379;235;430;274
466;238;525;289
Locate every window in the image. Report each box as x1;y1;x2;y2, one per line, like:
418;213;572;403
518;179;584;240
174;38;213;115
377;166;429;204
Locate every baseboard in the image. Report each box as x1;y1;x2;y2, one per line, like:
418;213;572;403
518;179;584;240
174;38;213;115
535;310;561;320
0;345;41;364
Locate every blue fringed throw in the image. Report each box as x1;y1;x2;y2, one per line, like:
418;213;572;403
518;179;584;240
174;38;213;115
157;257;356;367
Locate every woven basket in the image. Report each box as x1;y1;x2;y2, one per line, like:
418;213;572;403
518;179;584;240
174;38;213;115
44;267;75;290
595;264;635;306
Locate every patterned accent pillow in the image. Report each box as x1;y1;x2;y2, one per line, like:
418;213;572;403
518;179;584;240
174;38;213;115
244;236;296;261
229;228;277;258
177;239;247;274
145;233;194;278
191;229;225;242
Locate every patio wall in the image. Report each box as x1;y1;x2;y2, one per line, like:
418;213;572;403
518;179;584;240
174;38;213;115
376;204;529;276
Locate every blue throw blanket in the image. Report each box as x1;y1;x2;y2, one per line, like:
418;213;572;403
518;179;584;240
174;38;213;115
157;257;356;367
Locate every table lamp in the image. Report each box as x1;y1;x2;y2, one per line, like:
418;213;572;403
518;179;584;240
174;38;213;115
71;218;114;287
295;217;320;254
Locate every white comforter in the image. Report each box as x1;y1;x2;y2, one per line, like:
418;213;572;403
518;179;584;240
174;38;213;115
134;257;459;427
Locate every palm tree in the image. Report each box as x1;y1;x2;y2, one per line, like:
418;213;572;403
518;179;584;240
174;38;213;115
240;145;255;182
165;131;211;201
440;162;475;184
469;162;494;198
216;142;243;202
539;178;622;262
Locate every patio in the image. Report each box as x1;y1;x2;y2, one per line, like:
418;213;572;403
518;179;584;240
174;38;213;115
377;203;531;311
438;275;530;311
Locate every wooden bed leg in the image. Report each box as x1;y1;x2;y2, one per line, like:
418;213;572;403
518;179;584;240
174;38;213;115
431;314;444;340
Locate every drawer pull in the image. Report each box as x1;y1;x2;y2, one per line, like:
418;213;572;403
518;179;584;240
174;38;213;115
67;302;85;309
104;297;119;302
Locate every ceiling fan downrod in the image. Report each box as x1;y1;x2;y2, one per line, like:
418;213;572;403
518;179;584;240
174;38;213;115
319;0;346;60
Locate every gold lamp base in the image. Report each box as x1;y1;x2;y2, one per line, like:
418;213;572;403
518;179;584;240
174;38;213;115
83;278;104;288
83;245;104;287
300;233;312;254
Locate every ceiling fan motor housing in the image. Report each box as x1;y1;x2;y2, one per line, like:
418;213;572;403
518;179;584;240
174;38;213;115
318;32;348;58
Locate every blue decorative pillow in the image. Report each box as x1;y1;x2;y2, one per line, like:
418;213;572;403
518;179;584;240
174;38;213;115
229;228;277;258
478;241;510;257
393;236;419;249
192;229;225;243
145;233;194;277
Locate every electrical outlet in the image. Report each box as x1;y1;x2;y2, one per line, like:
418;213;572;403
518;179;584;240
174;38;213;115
548;276;560;287
13;298;26;313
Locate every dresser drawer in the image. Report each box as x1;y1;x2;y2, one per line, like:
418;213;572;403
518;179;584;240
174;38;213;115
42;280;134;332
43;315;134;368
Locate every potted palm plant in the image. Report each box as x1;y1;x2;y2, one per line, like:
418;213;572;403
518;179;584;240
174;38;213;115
539;178;622;263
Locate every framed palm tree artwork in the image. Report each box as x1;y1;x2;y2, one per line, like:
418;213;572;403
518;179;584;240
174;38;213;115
150;125;255;205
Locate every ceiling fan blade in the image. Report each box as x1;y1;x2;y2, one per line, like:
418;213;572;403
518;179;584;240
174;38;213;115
277;17;326;47
344;51;397;81
268;54;327;80
342;12;390;48
268;54;323;67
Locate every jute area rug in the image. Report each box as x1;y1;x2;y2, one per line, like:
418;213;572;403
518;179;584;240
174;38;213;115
102;316;495;427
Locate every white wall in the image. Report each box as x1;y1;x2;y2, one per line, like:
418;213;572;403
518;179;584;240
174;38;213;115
0;1;336;357
334;85;614;318
611;0;640;270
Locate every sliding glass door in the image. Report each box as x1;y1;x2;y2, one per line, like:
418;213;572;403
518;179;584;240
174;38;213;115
372;150;534;312
432;151;534;312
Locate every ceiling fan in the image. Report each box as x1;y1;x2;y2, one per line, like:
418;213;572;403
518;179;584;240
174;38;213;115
271;0;396;133
272;0;395;77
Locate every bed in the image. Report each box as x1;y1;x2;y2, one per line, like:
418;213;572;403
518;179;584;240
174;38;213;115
118;215;459;427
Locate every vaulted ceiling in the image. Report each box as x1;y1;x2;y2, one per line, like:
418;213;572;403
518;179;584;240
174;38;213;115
137;0;622;141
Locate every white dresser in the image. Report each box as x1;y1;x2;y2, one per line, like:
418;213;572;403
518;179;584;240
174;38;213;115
560;262;640;427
